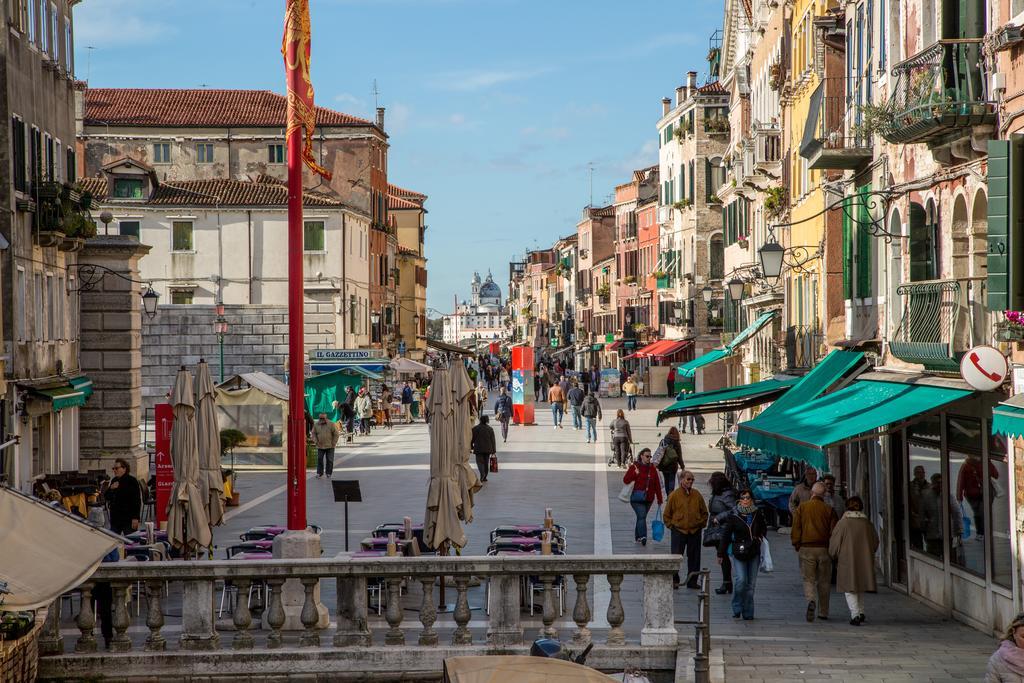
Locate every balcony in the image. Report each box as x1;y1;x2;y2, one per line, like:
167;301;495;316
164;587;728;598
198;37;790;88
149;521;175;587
785;325;825;370
37;555;701;681
882;40;995;147
656;275;674;289
802;77;873;171
889;277;985;372
752;123;781;171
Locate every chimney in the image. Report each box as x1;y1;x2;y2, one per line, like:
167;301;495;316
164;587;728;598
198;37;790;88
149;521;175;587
376;107;385;129
662;97;671;116
675;86;685;106
687;71;698;95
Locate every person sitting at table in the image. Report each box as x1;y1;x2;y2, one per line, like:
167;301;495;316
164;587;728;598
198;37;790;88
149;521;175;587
788;466;818;516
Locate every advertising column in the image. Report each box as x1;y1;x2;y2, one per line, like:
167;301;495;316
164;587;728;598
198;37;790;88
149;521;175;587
511;346;535;425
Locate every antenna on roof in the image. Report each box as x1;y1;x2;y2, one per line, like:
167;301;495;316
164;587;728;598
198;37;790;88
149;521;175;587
587;162;595;208
85;46;96;83
371;79;381;109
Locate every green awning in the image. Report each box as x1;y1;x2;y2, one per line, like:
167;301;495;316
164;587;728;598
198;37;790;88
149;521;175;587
304;370;364;422
678;348;730;378
726;311;778;352
992;394;1024;439
737;380;974;469
590;344;605;351
32;386;88;411
759;350;863;418
657;377;799;424
69;375;94;398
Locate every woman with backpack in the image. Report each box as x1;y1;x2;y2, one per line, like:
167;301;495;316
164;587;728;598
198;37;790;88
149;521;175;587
707;472;738;594
718;488;768;620
623;448;664;545
656;427;683;492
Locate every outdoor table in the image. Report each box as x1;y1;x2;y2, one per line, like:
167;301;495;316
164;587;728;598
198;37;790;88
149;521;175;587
733;450;777;473
490;524;566;541
360;537;416;552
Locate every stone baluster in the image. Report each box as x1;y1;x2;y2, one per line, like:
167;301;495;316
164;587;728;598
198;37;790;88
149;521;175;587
110;582;132;651
417;577;438;646
539;575;557;639
180;579;219;651
144;580;166;651
571;574;592;645
641;573;678;646
74;582;97;653
265;579;286;649
452;576;472;645
38;600;63;655
384;578;404;645
486;574;522;647
299;577;321;647
605;573;626;645
232;579;254;650
334;577;371;646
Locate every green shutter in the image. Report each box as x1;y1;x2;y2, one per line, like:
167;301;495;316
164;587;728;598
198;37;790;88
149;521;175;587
988;140;1010;311
842;196;853;300
856;183;872;299
689;160;695;201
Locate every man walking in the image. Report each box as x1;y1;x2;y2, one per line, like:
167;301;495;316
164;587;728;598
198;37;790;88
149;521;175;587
342;386;357;442
548;381;566;429
401;382;414;424
666;366;676;398
312;413;340;478
788;466;818;516
581;391;602;443
567;380;585;430
494;386;513;442
471;415;497;483
663;470;709;589
106;458;143;535
791;481;838;621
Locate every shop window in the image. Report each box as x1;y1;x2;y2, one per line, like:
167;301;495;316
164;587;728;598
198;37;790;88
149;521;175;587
907;422;941;557
948;416;989;575
988;435;1012;586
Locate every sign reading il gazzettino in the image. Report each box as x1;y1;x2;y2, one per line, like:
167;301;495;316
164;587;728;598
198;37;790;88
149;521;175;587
308;348;388;361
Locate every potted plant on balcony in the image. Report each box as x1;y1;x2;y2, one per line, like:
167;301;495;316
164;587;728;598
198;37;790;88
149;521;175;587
673;199;692;211
995;311;1024;342
624;275;637;285
764;185;788;218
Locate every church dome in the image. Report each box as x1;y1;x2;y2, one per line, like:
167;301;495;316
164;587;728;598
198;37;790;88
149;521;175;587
480;279;501;299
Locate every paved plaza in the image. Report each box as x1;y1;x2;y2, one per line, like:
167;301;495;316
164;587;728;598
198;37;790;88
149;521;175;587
208;396;996;681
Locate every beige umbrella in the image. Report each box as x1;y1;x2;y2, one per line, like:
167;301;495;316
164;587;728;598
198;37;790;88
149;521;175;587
195;360;225;530
166;366;212;555
424;363;480;551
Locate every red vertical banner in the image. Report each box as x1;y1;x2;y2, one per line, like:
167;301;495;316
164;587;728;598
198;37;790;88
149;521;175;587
154;403;174;526
511;346;535;425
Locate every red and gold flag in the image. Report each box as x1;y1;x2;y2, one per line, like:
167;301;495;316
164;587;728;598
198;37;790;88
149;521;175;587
282;0;332;180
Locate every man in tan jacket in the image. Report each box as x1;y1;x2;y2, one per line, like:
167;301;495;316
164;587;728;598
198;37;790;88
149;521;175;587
312;413;340;479
791;481;838;621
663;470;709;589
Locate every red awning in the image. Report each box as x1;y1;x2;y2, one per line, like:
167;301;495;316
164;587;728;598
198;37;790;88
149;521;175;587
650;340;691;358
607;341;624;350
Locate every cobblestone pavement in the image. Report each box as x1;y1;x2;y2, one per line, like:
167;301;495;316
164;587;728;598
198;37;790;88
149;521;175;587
214;395;996;681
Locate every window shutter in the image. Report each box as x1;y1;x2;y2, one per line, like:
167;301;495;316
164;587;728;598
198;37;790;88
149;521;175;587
842;195;853;300
856;183;872;298
988;140;1011;310
689;160;695;202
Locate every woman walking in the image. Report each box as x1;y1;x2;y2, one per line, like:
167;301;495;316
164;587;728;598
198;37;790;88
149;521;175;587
718;489;767;620
828;495;879;626
708;472;738;594
656;427;683;493
986;613;1024;681
354;387;373;435
623;448;663;545
609;409;634;468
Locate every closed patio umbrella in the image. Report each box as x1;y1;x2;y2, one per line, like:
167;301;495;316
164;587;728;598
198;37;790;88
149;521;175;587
195;360;225;530
166;366;212;555
424;363;480;551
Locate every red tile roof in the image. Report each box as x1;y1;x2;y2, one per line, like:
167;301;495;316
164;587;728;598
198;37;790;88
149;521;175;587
387;183;426;200
697;81;727;94
81;176;344;207
397;245;420;256
83;88;375;128
388;194;421;210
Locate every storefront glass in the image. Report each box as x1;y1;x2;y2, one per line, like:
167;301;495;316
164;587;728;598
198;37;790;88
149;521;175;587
907;417;942;559
948;416;983;575
989;436;1012;588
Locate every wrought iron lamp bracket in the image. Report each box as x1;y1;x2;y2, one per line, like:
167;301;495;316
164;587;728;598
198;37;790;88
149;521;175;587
768;189;901;243
65;263;153;294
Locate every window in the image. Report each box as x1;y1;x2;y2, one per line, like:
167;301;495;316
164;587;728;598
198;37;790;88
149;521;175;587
268;144;285;164
948;416;986;575
11;116;27;192
33;272;43;339
27;0;36;44
989;436;1011;587
153;143;171;164
15;267;26;341
56;275;64;340
907;417;941;557
119;220;140;239
1015;0;1024;18
30;127;41;183
196;143;214;163
171;221;193;251
44;133;53;180
38;0;47;52
65;146;75;183
349;295;356;334
53;137;61;181
49;2;57;59
64;16;72;73
113;178;144;199
303;220;325;252
170;289;194;305
46;273;54;341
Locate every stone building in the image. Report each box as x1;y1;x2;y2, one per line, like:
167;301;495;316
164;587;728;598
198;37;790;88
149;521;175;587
574;205;616;369
389;183;428;361
442;272;506;350
1;0;94;489
655;72;729;391
613;167;658;353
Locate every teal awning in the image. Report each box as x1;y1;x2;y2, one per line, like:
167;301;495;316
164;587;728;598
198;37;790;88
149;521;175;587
69;375;94;398
992;394;1024;439
678;348;730;378
737;380;973;469
657;377;798;424
726;311;778;352
32;386;87;411
304;370;364;422
760;350;863;418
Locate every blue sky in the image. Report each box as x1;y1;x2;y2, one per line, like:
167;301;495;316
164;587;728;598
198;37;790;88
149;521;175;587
75;0;724;313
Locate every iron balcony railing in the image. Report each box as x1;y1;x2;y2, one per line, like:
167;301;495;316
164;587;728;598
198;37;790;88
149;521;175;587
785;325;825;370
889;277;985;372
803;77;873;170
882;39;996;145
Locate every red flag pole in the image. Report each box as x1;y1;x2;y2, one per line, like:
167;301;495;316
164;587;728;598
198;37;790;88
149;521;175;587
285;1;306;532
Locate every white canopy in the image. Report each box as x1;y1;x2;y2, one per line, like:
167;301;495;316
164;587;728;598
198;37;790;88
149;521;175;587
390;357;433;375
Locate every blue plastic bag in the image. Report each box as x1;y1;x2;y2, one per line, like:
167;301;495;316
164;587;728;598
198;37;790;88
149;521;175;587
651;506;665;543
961;503;972;540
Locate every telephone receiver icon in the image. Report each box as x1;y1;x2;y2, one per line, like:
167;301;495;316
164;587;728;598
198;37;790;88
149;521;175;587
969;351;1002;383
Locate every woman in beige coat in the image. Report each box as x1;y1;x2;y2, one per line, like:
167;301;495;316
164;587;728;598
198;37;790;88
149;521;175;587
828;495;879;626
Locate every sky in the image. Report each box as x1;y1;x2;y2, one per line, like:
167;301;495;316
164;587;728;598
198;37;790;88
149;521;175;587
74;0;724;314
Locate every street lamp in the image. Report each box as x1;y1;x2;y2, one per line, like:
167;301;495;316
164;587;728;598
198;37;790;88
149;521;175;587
141;286;159;320
759;240;786;280
214;303;229;382
371;311;381;346
727;278;745;301
701;285;713;305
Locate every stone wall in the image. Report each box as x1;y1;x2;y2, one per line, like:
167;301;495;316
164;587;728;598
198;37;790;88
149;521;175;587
141;298;337;411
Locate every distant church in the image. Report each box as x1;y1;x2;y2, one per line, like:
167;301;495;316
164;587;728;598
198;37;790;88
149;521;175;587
442;272;507;348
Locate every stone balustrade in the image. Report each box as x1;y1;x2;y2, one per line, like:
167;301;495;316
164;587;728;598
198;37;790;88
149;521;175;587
38;554;702;681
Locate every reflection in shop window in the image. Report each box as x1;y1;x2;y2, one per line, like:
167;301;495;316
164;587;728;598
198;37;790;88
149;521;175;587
948;416;990;576
908;440;942;558
990;436;1011;587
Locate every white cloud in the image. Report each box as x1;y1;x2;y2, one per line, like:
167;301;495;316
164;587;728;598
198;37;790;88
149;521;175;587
75;1;173;47
617;140;658;173
426;67;553;92
385;103;412;133
334;92;367;111
448;113;467;126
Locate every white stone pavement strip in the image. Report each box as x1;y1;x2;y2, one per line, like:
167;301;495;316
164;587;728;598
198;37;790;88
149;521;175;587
592;417;612;629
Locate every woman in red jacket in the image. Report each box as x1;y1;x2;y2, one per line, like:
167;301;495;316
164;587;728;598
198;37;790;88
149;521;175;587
623;448;664;545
